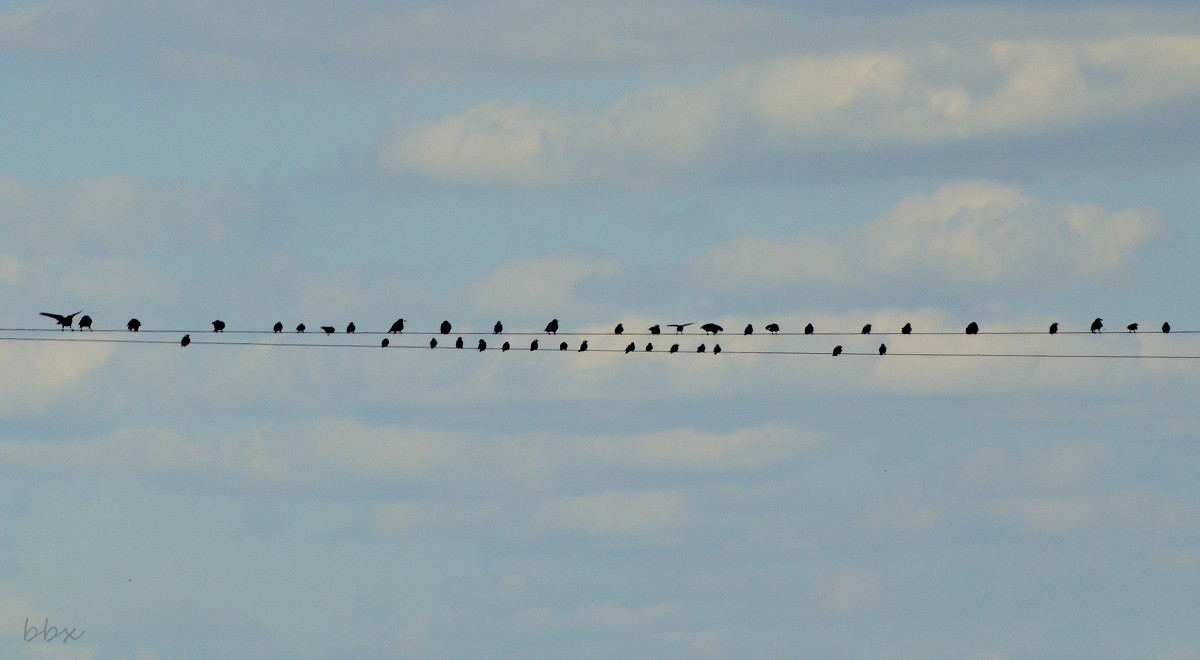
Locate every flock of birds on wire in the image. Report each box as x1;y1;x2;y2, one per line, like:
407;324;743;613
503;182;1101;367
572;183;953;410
33;311;1177;357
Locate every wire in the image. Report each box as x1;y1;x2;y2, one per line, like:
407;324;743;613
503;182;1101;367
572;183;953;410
1;327;1195;337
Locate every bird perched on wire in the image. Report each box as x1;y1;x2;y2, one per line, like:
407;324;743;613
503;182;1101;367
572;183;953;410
965;321;979;335
273;322;283;333
578;340;588;352
1090;318;1103;333
181;334;191;347
430;338;437;348
804;323;814;335
321;326;335;335
502;341;510;351
296;323;306;333
530;340;539;351
1127;323;1139;332
861;324;872;334
744;324;753;335
645;343;653;352
615;323;624;335
668;323;692;334
649;325;661;335
901;323;912;335
1049;322;1058;335
545;319;559;334
388;319;405;333
477;339;487;351
669;344;679;353
700;323;723;335
78;315;93;330
346;322;356;334
559;342;568;350
766;323;780;334
40;311;82;330
493;321;503;334
456;337;464;349
212;320;225;332
441;320;452;335
382;338;390;348
696;344;706;353
832;345;843;356
625;342;635;354
713;344;721;355
879;343;887;355
1163;322;1171;333
127;318;141;332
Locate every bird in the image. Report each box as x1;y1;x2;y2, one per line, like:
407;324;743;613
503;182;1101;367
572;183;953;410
530;340;539;351
901;323;912;335
456;337;464;349
696;344;706;353
615;323;624;335
78;315;93;330
382;338;390;348
545;319;559;334
645;343;653;352
388;319;405;333
40;311;82;330
559;342;568;350
1163;322;1171;333
766;323;780;334
700;323;723;335
1049;322;1059;335
1090;318;1103;333
127;318;141;332
440;320;452;335
669;344;679;353
578;340;588;352
668;323;692;334
965;321;979;335
861;324;872;334
832;345;843;356
879;343;887;355
430;338;437;348
1127;323;1138;333
493;321;503;334
346;322;356;334
273;322;283;333
713;344;721;355
649;325;661;335
744;324;754;335
804;323;814;335
180;334;191;347
321;326;335;335
502;341;510;352
625;342;635;354
296;323;306;333
212;320;225;332
477;339;487;351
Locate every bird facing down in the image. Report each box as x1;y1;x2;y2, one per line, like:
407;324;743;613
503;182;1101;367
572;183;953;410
713;344;721;355
382;338;390;348
41;311;82;330
1090;318;1103;333
861;324;872;334
804;323;814;335
559;342;568;351
1127;323;1139;332
700;323;723;335
429;338;436;348
456;337;464;349
1163;322;1171;333
965;321;979;335
545;319;559;334
127;318;141;332
669;323;692;334
832;345;843;356
321;326;335;335
879;343;887;355
1049;322;1059;335
901;323;912;335
346;322;356;334
669;344;679;353
625;342;635;354
493;321;503;334
744;324;754;335
79;315;93;330
441;320;452;335
649;325;661;335
296;323;306;333
477;339;487;351
766;323;780;334
388;319;405;333
615;323;624;335
181;334;191;347
502;341;510;351
212;320;225;332
273;322;283;333
578;340;588;352
531;339;539;351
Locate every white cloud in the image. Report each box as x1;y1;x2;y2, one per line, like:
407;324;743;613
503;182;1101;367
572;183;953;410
538;489;689;537
574;424;822;472
983;489;1200;536
0;341;114;416
466;253;622;319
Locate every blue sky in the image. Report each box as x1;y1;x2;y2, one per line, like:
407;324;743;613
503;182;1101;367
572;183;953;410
2;0;1200;658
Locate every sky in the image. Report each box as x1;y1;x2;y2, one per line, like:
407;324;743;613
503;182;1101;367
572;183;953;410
2;0;1200;657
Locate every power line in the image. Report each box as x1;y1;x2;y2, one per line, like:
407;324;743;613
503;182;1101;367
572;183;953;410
2;326;1197;337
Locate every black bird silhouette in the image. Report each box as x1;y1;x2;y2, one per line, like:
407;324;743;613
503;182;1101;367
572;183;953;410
296;323;306;333
493;321;503;334
531;339;539;351
578;340;588;352
41;311;82;330
696;344;706;353
615;323;624;335
559;342;568;350
744;324;754;335
625;342;635;354
766;323;780;334
649;325;661;335
346;322;356;334
388;319;405;333
861;324;872;334
901;323;912;335
441;321;452;335
456;337;464;349
1127;323;1138;332
212;320;225;332
832;345;842;356
669;323;692;334
1049;322;1058;335
1090;318;1103;333
430;338;437;348
321;326;335;335
700;323;723;335
713;344;721;355
545;319;559;334
477;339;487;351
273;322;283;333
879;343;887;355
669;344;679;353
180;334;191;347
127;318;141;332
804;323;814;335
502;341;510;351
79;315;93;330
965;321;979;335
382;338;390;348
645;343;653;352
1163;322;1171;333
